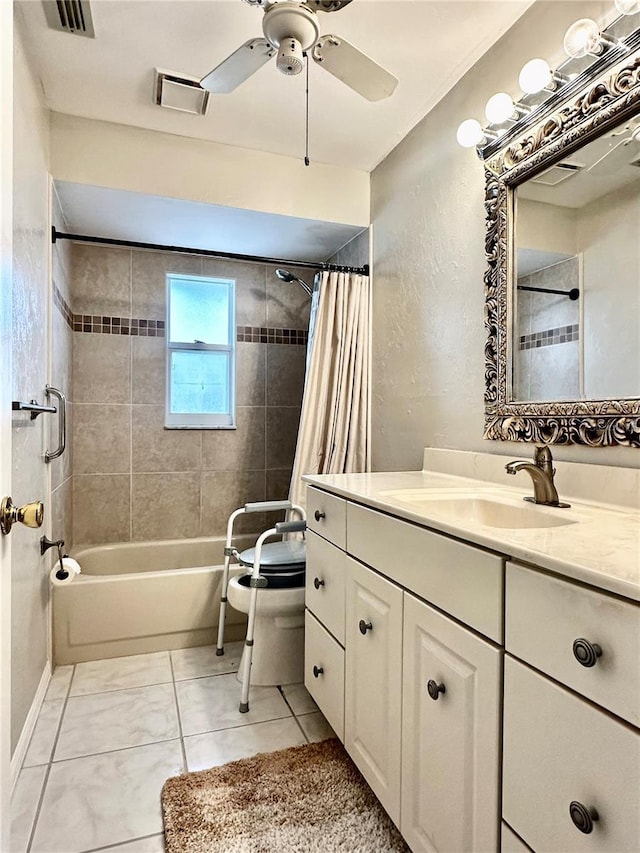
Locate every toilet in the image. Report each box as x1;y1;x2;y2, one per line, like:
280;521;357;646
227;539;306;686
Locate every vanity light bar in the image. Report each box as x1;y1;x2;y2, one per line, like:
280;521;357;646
456;1;640;158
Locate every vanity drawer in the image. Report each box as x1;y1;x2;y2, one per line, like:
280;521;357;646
305;531;347;646
503;657;640;853
506;561;640;726
304;609;344;741
306;487;346;550
346;502;504;642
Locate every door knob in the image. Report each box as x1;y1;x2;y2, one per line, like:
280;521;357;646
313;577;325;589
1;497;44;535
314;510;325;522
359;619;373;635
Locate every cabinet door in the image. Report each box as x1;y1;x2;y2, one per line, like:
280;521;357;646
345;557;403;825
401;593;501;853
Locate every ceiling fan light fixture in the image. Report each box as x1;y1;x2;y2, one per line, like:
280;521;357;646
276;37;304;75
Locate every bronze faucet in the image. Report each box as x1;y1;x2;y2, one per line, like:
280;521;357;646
505;446;570;507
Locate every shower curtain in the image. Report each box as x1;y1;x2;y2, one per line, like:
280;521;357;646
289;269;370;508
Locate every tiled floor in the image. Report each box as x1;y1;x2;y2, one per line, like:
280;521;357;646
11;643;334;853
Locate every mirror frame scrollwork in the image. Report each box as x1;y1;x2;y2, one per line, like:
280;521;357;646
483;46;640;447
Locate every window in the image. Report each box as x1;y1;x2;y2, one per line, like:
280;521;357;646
166;274;235;428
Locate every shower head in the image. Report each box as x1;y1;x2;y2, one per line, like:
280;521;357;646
274;268;312;297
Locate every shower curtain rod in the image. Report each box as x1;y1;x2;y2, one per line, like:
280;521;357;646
51;228;370;276
517;284;579;301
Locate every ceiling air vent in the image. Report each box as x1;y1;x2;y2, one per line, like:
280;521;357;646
531;162;583;187
42;1;95;37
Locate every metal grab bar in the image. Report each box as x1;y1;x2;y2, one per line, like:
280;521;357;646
12;400;57;419
44;386;66;462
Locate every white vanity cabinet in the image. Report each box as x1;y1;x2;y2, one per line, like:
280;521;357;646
401;593;501;853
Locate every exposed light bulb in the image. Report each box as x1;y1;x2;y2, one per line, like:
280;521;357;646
614;0;640;14
485;92;516;124
456;119;484;148
563;19;602;58
519;58;553;94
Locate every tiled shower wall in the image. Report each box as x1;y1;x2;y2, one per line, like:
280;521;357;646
514;257;580;402
70;244;313;545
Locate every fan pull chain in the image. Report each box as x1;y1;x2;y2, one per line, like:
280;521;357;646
304;52;310;167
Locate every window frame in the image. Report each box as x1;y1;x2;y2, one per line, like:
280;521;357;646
165;273;236;429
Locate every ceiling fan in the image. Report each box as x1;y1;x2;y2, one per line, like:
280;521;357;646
200;0;398;102
587;121;640;176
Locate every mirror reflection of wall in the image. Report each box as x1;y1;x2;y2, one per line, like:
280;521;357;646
513;115;640;404
515;252;580;402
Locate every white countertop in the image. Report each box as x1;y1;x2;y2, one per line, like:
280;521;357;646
303;468;640;602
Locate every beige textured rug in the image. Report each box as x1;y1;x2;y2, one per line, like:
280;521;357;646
161;738;410;852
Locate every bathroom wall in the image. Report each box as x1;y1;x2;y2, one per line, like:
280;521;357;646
577;183;640;400
70;243;313;545
327;229;370;269
11;15;50;751
369;0;639;471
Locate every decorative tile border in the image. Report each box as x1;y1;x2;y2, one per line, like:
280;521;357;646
53;283;74;329
519;323;579;351
237;326;308;345
72;315;166;336
61;308;308;345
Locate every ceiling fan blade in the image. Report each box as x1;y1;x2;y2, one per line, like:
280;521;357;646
200;38;275;94
588;138;634;176
312;35;397;101
306;1;354;11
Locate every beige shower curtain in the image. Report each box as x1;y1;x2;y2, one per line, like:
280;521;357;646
289;269;370;508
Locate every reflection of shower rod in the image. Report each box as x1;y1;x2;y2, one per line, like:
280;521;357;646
517;285;579;301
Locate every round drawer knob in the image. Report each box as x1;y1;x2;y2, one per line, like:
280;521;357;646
312;665;324;678
427;680;446;701
314;510;326;522
313;577;325;590
572;638;602;668
359;619;373;635
569;801;599;834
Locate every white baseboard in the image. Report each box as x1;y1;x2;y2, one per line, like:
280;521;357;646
10;663;51;793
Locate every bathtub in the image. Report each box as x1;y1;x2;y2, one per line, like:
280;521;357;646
52;535;254;665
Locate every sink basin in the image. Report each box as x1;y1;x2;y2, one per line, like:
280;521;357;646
381;491;578;529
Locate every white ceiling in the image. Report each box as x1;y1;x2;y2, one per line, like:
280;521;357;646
18;0;533;173
54;180;365;262
19;0;533;260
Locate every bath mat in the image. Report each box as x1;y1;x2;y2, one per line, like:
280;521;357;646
161;738;410;853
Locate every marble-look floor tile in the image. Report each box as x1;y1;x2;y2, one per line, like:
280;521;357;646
55;683;179;761
24;700;65;768
297;711;336;743
184;716;306;771
170;642;243;681
30;741;183;853
70;652;172;696
10;765;47;853
280;682;318;715
45;665;73;700
103;833;166;852
175;673;291;736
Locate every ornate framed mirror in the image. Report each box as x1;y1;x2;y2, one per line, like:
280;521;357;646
483;32;640;446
